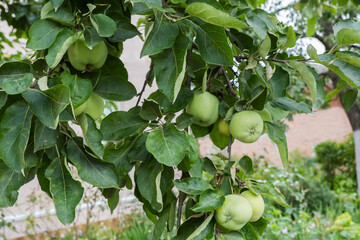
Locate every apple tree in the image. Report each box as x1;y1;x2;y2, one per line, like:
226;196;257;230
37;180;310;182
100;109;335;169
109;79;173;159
0;0;360;239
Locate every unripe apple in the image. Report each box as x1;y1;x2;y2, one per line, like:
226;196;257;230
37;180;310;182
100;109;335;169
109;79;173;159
67;37;108;71
218;119;230;136
83;93;104;120
215;194;253;231
241;190;265;222
229;111;263;143
186;91;219;127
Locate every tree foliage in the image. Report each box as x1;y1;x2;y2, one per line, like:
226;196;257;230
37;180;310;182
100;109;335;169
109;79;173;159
0;0;360;238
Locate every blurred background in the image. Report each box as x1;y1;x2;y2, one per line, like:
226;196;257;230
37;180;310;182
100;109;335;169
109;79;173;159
0;0;359;239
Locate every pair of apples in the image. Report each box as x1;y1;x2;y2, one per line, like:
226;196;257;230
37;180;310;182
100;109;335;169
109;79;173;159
215;191;265;231
186;91;271;143
67;37;107;120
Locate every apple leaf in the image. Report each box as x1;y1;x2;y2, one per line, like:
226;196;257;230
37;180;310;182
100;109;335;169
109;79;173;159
41;1;74;26
100;107;148;141
0;102;33;172
173;177;213;195
185;3;248;31
184;18;233;66
60;71;92;109
187;212;214;240
0;62;31;88
265;122;288;169
240;223;261;240
0;92;7;110
239;156;254;175
46;29;79;69
246;9;276;40
22;84;70;129
342;89;358;111
2;73;33;95
50;0;64;11
83;27;102;48
135;159;164;212
90;13;117;37
34;118;59;152
66;138;119;188
78;114;104;158
146;123;189;166
141;14;179;57
154;33;190;102
270;97;312;113
191;189;225;212
108;12;140;42
140;99;162;121
174;215;214;240
246;179;290;208
0;160;25;207
45;157;84;225
289;61;317;104
26;19;63;50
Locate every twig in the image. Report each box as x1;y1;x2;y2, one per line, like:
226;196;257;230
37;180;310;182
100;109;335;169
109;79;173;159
220;66;238;98
136;63;154;106
235;56;310;64
177;171;190;228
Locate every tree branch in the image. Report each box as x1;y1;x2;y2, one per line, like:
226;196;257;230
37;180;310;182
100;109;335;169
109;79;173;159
228;134;232;162
220;66;238;98
177;171;190;228
136;63;154;106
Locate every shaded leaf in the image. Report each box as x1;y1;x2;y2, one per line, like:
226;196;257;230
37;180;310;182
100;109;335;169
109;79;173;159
26;19;63;50
173;177;213;195
191;189;224;212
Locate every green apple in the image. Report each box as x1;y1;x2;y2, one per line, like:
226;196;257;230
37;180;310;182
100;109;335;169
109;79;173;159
215;194;253;231
67;37;108;71
186;91;219;127
229;111;263;143
241;190;265;222
83;93;104;120
218;119;230;136
255;109;272;134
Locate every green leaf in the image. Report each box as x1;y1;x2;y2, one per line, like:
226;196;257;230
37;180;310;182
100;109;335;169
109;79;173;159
41;1;74;26
265;122;288;169
0;160;25;207
0;102;33;172
46;29;79;69
0;62;31;89
259;34;271;59
78;114;104;158
26;19;63;50
284;26;296;48
333;19;360;36
342;89;358;111
176;112;194;130
251;217;268;236
100;107;148;141
187;212;214;240
0;92;7;110
185;19;233;66
269;67;289;98
22;85;70;129
50;0;64;11
83;28;102;48
141;14;179;57
135;159;163;212
133;0;167;12
154;33;190;102
270;97;312;113
153;204;170;239
66;138;119;188
173;177;213;195
246;9;276;40
140;99;162;121
335;51;360;68
239;156;254;175
90;13;117;37
34;118;59;152
328;60;360;89
174;215;214;240
2;73;33;95
336;28;360;46
246;179;290;207
191;189;224;212
93;56;137;101
146;123;189;166
185;3;248;31
45;157;84;225
289;61;317;104
240;223;261;240
60;71;92;109
108;12;140;42
306;16;316;37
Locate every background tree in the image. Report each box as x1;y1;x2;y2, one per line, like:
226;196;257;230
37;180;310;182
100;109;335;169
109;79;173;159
0;0;359;239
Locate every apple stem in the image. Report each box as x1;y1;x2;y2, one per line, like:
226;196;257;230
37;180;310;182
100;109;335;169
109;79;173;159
136;63;154;106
